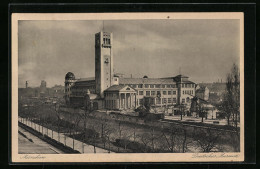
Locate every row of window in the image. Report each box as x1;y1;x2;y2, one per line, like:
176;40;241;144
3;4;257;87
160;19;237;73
138;97;177;105
182;83;195;88
182;90;194;95
103;38;111;44
127;84;177;89
139;90;177;96
182;97;191;103
104;93;117;97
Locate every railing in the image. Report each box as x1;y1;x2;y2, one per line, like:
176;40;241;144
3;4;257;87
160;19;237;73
18;117;113;154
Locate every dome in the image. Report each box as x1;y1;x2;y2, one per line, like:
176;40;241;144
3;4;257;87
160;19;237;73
65;72;75;80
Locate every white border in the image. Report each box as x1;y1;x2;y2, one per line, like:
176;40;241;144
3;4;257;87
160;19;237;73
11;12;244;163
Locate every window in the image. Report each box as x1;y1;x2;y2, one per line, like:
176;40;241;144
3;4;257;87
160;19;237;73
139;99;143;105
183;91;185;94
162;85;166;88
163;98;167;104
151;91;156;95
151;99;155;105
145;84;149;88
155;84;160;88
182;99;185;103
150;84;155;88
182;84;184;87
138;84;143;88
139;91;143;95
163;91;167;95
168;98;172;103
168;91;172;95
157;91;161;96
186;97;190;103
191;90;193;95
133;84;137;88
173;91;176;95
173;98;176;103
156;98;161;104
146;91;150;96
167;85;171;88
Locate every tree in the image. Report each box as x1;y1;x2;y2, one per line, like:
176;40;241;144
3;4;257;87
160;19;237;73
193;128;222;152
138;133;152;152
222;63;240;128
178;124;192;153
102;124;115;153
161;125;179;153
70;112;82;150
54;103;62;141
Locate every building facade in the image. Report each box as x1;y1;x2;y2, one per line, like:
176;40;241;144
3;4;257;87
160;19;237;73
65;31;196;111
196;86;210;101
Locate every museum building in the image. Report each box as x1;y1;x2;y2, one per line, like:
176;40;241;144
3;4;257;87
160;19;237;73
64;31;196;110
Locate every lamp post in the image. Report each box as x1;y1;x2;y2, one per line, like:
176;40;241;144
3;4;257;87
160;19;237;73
201;105;204;123
196;104;199;118
180;104;184;121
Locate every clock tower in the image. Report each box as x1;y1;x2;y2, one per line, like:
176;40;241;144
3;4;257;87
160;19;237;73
95;31;113;98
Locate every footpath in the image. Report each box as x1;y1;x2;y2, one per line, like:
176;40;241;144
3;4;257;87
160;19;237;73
18;117;113;154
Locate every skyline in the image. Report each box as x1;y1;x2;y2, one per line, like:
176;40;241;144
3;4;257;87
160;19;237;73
18;19;240;88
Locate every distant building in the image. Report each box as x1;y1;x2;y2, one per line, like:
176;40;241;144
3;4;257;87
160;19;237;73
40;80;47;93
196;86;209;101
65;31;196;110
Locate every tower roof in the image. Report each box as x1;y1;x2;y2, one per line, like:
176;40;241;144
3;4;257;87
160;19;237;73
65;72;75;80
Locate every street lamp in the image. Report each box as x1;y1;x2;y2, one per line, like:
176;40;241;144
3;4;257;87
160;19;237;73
201;105;204;123
179;104;184;121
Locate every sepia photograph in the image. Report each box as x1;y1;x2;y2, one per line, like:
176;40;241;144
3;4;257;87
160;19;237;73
11;12;244;162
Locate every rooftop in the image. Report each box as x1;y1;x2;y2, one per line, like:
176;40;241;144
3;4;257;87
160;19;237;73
119;78;175;85
105;85;136;92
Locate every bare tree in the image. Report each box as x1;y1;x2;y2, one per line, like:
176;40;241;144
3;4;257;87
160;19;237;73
88;125;99;153
178;124;192;153
222;63;240;128
138;132;152;153
80;99;95;145
161;126;178;153
193;128;222;152
103;124;115;153
70;113;82;150
54;103;62;141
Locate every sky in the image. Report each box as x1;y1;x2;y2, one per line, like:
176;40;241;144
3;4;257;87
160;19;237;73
18;19;240;88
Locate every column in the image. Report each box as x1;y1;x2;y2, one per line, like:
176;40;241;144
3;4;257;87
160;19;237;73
119;93;121;109
123;93;126;109
130;93;132;108
126;93;128;109
135;93;137;108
